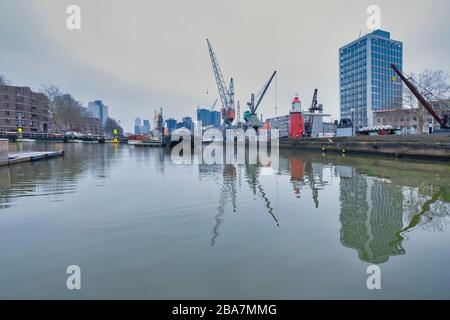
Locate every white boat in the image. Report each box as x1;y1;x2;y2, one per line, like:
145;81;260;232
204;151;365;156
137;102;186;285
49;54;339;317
128;140;144;145
16;138;36;143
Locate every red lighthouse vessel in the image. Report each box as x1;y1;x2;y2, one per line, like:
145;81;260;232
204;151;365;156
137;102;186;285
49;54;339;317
289;96;305;138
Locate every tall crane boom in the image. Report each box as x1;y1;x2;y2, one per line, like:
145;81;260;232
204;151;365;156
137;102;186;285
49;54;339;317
254;71;277;113
310;89;318;112
206;39;235;127
390;64;448;128
244;71;277;130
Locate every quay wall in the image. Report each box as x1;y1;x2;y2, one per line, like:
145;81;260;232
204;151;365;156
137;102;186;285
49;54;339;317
279;135;450;160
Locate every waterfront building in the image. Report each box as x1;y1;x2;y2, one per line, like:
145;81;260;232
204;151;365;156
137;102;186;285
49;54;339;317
211;110;221;127
79;116;103;136
339;29;403;130
0;84;50;133
88;100;109;126
142;119;150;134
197;108;221;127
373;99;450;134
266;115;289;138
373;108;419;134
134;117;141;135
182;116;193;131
322;122;337;136
165;118;177;134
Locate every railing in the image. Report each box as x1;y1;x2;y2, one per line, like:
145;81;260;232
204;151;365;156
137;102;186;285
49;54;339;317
0;132;65;141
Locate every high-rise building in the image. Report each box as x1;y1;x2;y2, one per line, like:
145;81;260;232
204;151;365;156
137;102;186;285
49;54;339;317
165;118;177;134
0;85;50;133
142;119;150;134
197;108;221;127
211;110;221;127
339;29;403;129
88;100;109;126
134;117;142;135
182;116;193;131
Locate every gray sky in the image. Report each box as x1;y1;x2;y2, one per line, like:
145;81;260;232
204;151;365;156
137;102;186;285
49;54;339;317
1;0;449;131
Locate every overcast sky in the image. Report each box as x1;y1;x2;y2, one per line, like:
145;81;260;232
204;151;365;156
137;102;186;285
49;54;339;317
1;0;449;131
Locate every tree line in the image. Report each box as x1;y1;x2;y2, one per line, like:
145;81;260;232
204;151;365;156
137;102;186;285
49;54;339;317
41;85;123;136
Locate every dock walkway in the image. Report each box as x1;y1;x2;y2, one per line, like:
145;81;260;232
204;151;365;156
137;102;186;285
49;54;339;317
1;151;65;167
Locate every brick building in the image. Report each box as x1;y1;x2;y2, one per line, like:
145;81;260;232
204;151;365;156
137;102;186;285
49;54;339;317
78;116;103;136
0;84;50;133
373;108;419;134
373;99;450;134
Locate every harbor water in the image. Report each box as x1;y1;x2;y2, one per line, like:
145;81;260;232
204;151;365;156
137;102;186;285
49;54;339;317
1;143;450;299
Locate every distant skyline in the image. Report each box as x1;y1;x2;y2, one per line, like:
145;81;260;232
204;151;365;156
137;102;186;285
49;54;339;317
1;0;450;131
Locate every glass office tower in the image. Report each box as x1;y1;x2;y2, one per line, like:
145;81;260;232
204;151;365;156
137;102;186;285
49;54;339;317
339;30;403;129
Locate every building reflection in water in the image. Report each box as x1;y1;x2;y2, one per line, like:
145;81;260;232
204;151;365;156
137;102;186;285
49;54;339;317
336;160;450;264
337;165;406;264
203;150;450;261
3;143;450;264
288;158;328;207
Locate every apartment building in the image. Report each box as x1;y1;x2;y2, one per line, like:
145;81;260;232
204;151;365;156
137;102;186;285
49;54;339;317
0;84;50;133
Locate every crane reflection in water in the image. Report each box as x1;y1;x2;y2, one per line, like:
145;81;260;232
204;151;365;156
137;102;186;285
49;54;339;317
208;155;330;247
202;151;450;263
210;163;279;247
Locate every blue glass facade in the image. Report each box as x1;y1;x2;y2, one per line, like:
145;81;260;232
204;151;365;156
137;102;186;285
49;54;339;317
197;108;221;127
182;116;193;131
142;120;150;134
165;118;177;134
339;30;403;129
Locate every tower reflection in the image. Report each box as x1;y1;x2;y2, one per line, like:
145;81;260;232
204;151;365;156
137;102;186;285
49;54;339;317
338;166;406;263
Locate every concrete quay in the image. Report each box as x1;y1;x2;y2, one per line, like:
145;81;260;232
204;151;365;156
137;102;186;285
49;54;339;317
279;134;450;160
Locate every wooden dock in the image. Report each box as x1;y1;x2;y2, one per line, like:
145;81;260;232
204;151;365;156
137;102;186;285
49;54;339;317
0;150;65;167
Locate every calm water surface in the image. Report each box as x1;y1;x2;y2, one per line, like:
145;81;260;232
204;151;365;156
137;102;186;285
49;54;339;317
1;142;450;299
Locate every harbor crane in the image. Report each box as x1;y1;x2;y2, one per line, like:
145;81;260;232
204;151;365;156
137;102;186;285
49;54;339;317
304;89;324;137
210;98;218;111
206;39;236;128
390;64;450;132
244;71;277;130
309;89;323;113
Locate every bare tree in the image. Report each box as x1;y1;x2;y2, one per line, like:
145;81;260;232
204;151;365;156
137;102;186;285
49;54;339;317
54;94;83;131
41;85;63;132
404;69;450;108
402;70;450;133
40;85;85;132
